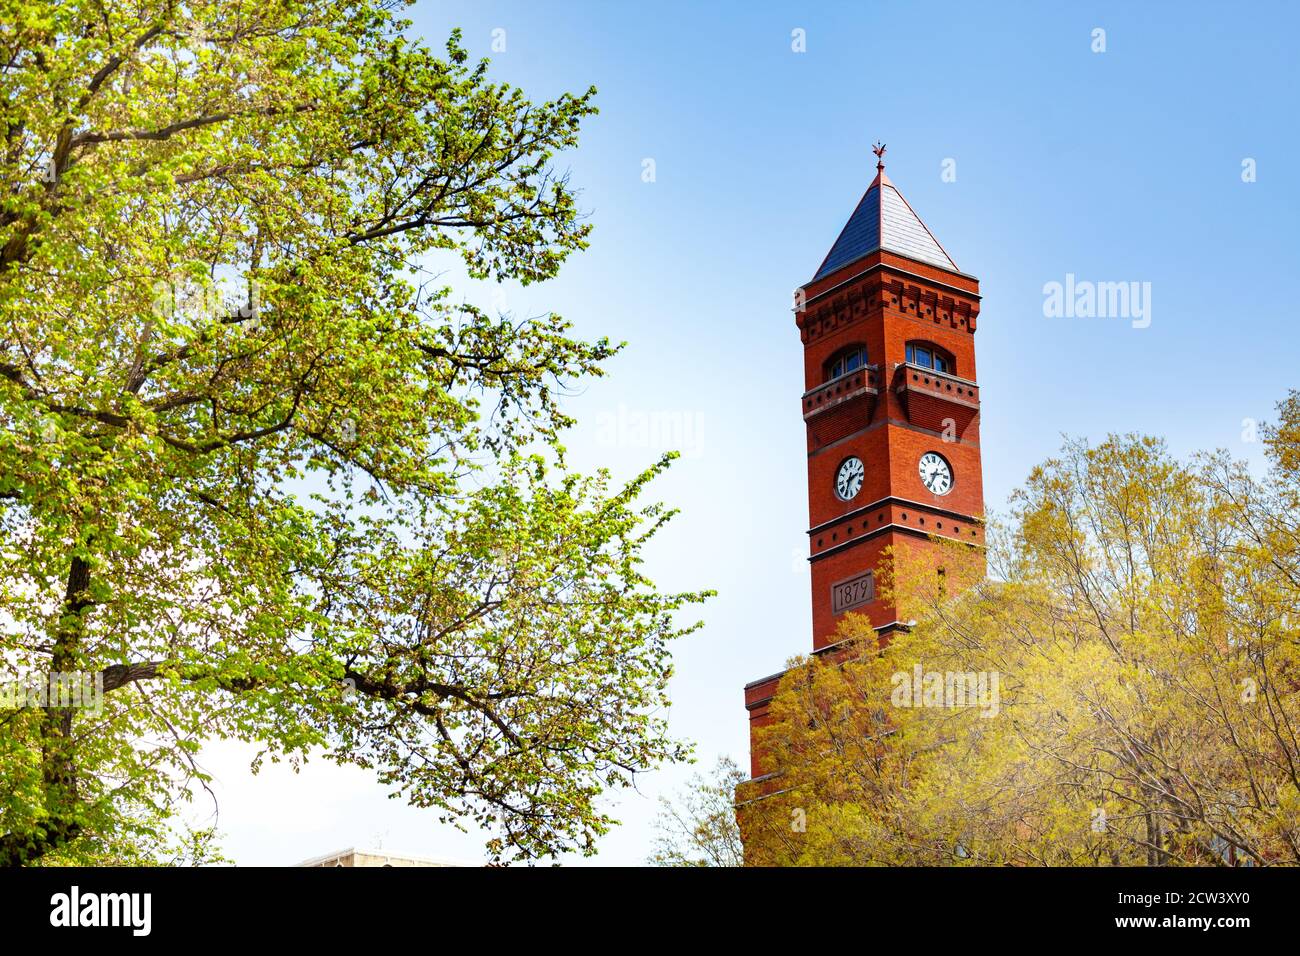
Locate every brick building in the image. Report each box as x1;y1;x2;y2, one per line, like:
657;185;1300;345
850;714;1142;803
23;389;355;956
742;148;985;781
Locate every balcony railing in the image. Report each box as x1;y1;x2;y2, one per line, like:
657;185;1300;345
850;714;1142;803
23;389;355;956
895;362;979;407
802;364;880;419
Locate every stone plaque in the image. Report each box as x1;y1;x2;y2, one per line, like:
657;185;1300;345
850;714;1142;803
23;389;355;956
831;571;875;614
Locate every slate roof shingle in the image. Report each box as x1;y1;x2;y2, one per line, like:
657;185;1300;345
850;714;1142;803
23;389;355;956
812;170;957;281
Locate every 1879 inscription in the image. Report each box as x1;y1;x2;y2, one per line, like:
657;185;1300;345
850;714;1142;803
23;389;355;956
831;571;875;614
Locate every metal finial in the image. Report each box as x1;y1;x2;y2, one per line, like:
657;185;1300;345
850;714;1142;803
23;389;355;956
872;141;887;171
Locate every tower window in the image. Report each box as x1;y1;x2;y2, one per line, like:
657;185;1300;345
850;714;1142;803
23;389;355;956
825;345;866;381
905;342;953;374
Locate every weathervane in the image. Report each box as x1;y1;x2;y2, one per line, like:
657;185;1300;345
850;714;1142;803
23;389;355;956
872;141;887;172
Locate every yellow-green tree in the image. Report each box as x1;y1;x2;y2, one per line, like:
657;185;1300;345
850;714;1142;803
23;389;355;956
648;756;746;867
742;395;1300;866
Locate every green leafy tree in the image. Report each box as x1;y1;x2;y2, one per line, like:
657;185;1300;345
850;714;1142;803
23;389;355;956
648;755;745;867
0;0;707;865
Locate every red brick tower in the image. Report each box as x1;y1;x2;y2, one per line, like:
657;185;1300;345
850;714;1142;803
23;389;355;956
742;147;985;779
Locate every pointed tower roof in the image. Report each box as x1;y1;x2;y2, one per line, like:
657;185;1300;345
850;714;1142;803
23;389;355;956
811;146;958;282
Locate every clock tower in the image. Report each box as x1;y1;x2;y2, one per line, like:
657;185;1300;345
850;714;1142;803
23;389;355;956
742;147;985;779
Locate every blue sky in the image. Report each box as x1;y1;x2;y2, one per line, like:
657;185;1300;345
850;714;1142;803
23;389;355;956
204;0;1300;865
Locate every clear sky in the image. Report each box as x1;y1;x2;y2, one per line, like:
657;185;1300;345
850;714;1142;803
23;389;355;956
202;0;1300;865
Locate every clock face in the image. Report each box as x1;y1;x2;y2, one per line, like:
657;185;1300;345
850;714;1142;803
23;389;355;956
919;452;953;496
835;456;865;501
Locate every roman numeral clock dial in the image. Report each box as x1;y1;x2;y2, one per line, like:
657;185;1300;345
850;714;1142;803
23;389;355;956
835;456;864;500
919;451;953;495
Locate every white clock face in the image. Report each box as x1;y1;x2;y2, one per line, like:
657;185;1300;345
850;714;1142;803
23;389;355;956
919;452;953;496
835;457;865;501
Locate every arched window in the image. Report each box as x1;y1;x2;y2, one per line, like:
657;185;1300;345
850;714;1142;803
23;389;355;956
825;345;867;382
905;341;954;374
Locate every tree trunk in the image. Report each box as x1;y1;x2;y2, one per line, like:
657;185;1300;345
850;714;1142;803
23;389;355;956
1;556;93;865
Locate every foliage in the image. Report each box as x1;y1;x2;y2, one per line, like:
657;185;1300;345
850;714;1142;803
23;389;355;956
648;755;745;867
743;395;1300;866
0;0;708;865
